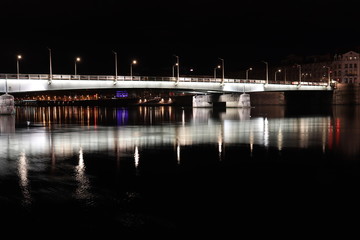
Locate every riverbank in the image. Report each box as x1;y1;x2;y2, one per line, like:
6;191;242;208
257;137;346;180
15;95;194;107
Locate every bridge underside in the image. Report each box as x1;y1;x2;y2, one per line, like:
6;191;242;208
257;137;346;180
1;79;334;107
1;79;332;94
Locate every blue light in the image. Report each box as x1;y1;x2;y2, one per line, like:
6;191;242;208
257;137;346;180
116;91;128;98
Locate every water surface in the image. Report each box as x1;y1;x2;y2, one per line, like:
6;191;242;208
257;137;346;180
1;105;359;237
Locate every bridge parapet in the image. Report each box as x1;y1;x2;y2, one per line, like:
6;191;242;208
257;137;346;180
0;73;332;94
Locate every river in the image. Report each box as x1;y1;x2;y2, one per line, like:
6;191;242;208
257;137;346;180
0;105;359;237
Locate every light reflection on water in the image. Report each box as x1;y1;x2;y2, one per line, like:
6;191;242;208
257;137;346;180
75;147;93;203
1;106;360;162
1;105;360;218
18;151;31;206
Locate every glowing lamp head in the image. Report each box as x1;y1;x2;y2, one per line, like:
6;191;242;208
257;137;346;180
17;55;22;60
76;57;81;62
132;60;137;65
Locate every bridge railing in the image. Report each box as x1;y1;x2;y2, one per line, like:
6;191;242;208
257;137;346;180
0;73;329;86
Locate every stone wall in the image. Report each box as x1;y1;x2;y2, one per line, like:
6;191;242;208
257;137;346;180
332;83;360;105
250;92;285;106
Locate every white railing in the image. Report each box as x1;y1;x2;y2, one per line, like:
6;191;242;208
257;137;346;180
0;73;330;86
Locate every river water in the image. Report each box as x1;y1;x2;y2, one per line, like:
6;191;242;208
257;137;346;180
0;105;359;237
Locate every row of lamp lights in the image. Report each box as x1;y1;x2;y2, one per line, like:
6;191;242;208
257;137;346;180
15;50;139;81
244;63;331;85
14;51;223;85
14;50;270;84
15;50;331;85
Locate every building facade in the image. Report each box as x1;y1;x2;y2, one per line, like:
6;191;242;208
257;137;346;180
332;51;359;84
276;51;360;84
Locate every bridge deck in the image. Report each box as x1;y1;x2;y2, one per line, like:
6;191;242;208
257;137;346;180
0;74;332;93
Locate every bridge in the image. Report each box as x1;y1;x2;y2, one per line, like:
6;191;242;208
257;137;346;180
1;73;332;94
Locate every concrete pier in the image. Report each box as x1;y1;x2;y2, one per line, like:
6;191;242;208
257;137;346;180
0;94;16;115
193;93;252;108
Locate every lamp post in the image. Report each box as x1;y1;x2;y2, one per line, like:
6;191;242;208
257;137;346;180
74;57;81;77
113;51;118;82
214;65;220;81
246;67;252;80
172;63;178;78
219;58;224;85
130;60;137;80
48;48;52;82
174;55;179;84
296;64;302;85
262;61;268;84
323;65;331;86
275;69;281;82
17;55;22;79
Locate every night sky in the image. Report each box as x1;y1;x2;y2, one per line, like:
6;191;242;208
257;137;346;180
0;0;359;76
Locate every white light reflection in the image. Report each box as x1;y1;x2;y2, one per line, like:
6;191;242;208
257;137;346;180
18;151;31;206
182;109;185;126
263;117;269;148
249;130;254;156
177;144;181;164
134;146;139;170
75;147;92;202
218;140;222;154
277;126;283;151
322;120;327;153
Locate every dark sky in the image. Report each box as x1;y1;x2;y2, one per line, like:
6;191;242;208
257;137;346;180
0;0;359;76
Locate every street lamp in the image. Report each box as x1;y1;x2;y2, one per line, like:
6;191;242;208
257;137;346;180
219;58;224;85
262;61;268;84
48;48;52;82
323;65;331;86
246;67;252;80
130;60;137;79
172;63;178;78
296;64;302;85
113;51;118;83
214;65;221;81
17;55;22;79
74;57;81;77
275;69;281;82
174;55;179;84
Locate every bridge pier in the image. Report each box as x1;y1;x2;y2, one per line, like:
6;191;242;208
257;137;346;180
192;93;251;108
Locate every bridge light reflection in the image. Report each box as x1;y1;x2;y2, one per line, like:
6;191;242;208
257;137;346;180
176;143;181;164
263;117;269;148
134;146;139;171
75;147;93;202
277;127;283;151
2;107;351;173
18;151;31;206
